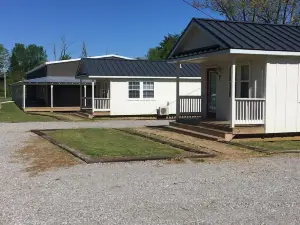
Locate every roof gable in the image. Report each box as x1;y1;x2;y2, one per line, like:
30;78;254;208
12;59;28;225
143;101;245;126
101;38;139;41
168;18;300;59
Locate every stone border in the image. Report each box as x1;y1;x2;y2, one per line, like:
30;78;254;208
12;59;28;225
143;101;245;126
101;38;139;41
31;129;214;164
118;128;215;158
224;140;300;154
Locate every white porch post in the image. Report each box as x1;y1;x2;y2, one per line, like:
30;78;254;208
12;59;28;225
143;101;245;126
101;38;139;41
231;58;236;128
92;81;95;113
50;85;54;108
84;85;87;107
22;85;26;109
176;63;181;121
80;79;82;110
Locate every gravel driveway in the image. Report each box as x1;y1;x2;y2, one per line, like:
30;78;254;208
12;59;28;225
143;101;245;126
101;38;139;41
0;121;300;225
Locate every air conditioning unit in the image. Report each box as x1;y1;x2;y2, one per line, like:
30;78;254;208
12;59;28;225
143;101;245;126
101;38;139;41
158;106;169;116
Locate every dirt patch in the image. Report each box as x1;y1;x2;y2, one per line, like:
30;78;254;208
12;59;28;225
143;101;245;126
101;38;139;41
12;136;82;176
132;127;265;162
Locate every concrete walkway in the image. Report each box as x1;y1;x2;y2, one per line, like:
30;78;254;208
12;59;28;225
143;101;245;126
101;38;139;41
0;121;300;225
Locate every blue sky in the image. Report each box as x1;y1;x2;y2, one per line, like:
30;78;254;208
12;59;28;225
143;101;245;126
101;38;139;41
0;0;222;60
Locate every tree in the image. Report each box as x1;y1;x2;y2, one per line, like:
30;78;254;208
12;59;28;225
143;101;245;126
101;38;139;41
0;44;9;73
146;34;180;60
59;36;74;60
81;42;88;57
60;54;72;60
9;43;47;73
188;0;300;24
26;44;47;70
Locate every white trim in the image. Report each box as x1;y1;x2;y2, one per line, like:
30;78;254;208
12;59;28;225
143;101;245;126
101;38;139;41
84;85;87;107
23;85;26;109
230;49;300;56
92;81;95;113
26;54;135;74
86;76;201;80
176;63;181;120
50;85;54;108
231;58;236;128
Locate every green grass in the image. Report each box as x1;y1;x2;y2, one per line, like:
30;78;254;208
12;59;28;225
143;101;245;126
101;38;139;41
242;141;300;151
45;129;184;158
0;103;57;122
0;97;11;103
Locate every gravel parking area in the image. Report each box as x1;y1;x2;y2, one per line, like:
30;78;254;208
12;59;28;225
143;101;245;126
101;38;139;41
0;121;300;224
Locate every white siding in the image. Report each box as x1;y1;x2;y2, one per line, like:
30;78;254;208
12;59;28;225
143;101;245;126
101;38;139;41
110;79;201;116
265;60;300;133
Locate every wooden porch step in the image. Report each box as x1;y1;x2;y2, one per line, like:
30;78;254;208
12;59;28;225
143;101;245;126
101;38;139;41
169;122;234;141
72;111;94;119
163;125;222;141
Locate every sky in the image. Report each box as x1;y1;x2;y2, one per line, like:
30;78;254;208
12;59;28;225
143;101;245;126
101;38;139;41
0;0;222;61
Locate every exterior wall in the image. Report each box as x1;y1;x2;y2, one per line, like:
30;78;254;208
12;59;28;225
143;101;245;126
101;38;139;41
47;61;79;76
110;79;201;116
265;58;300;133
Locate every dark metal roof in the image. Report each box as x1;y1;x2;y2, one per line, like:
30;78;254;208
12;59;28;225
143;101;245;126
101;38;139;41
170;18;300;59
77;58;201;78
19;76;91;85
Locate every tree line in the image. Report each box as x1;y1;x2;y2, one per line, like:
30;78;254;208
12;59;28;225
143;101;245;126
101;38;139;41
0;39;88;96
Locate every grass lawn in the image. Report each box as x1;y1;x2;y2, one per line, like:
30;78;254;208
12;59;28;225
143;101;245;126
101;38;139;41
0;103;57;122
241;140;300;151
44;129;184;158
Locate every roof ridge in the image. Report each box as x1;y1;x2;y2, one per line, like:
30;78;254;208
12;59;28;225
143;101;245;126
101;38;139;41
194;17;300;28
82;58;170;63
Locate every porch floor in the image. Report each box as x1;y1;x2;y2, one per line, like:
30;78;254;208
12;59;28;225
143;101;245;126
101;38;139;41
177;118;264;135
24;107;80;112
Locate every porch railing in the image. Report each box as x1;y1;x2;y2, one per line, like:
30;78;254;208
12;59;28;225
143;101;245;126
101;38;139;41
94;98;110;111
179;96;201;116
235;98;265;124
81;97;110;111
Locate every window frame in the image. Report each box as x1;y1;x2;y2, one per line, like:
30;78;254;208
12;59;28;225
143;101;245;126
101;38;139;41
142;81;154;99
128;81;141;99
228;63;251;98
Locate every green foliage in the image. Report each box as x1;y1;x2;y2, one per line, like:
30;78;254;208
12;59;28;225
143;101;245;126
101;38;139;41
191;0;300;24
0;44;9;73
147;34;180;60
59;54;72;60
9;43;47;73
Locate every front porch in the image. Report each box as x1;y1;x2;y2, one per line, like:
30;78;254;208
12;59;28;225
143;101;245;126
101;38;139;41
175;55;267;138
79;80;111;116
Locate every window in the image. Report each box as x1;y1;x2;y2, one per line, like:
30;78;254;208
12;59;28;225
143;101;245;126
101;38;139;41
128;82;140;98
143;81;154;98
229;65;250;98
240;65;250;98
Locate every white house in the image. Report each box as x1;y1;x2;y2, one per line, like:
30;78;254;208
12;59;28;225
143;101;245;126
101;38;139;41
76;58;201;116
168;18;300;135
